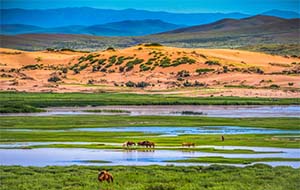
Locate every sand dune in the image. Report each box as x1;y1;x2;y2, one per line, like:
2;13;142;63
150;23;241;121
0;45;299;97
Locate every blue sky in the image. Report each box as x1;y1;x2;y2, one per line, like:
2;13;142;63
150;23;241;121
1;0;299;13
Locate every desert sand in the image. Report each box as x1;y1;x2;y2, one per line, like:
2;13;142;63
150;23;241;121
0;45;299;97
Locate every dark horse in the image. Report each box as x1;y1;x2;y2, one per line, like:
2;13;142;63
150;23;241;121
138;141;155;148
182;142;195;148
123;141;136;147
98;170;113;183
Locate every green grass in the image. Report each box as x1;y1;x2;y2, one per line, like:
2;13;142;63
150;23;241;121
168;156;300;164
1;115;299;148
1;131;299;148
1;165;299;190
0;103;45;113
1;92;299;108
1;115;299;130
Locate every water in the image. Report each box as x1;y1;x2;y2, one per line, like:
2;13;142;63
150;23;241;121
1;105;299;118
0;147;299;167
72;126;300;136
2;126;299;136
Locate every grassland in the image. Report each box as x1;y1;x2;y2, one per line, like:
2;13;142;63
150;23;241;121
168;156;300;164
0;103;45;113
1;92;299;108
1;131;299;148
1;115;299;148
1;115;299;130
1;165;299;190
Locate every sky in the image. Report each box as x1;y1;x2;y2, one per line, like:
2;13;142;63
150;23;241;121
1;0;299;14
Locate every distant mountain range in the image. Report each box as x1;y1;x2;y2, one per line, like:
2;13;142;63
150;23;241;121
1;8;299;37
0;20;183;36
1;7;249;27
1;8;299;28
161;15;294;34
1;15;299;51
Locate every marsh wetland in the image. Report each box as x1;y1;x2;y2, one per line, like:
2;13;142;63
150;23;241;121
1;93;299;190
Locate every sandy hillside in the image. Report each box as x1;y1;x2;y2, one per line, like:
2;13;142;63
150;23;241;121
0;44;299;97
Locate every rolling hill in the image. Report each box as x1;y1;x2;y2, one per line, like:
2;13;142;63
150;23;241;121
0;44;299;97
261;9;300;19
0;20;182;36
1;15;299;51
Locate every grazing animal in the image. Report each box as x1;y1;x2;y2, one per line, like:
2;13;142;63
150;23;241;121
98;170;113;183
123;141;136;147
182;142;195;148
221;136;225;142
138;141;155;148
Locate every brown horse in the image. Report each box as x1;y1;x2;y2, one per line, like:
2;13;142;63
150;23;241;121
123;141;136;147
138;141;155;148
182;142;195;148
98;170;113;183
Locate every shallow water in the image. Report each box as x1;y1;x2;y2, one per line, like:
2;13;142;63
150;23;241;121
3;126;299;136
72;126;300;136
1;105;299;117
0;147;299;168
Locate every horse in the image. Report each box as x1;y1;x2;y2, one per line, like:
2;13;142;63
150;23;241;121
146;142;155;148
98;170;113;183
138;141;155;148
123;141;136;148
221;136;225;142
182;142;195;148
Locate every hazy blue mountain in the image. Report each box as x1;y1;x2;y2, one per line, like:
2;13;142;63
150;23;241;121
261;9;300;19
0;24;43;35
1;7;249;27
0;20;183;36
163;15;286;34
84;19;183;36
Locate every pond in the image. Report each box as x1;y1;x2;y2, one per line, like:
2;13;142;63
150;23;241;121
1;105;299;118
0;147;299;168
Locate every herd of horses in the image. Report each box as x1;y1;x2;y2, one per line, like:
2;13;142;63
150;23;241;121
99;137;225;185
123;140;155;148
122;141;198;148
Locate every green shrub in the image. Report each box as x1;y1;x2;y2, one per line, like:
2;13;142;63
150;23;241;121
196;68;215;74
125;81;136;87
140;64;151;71
48;76;61;82
177;70;190;77
205;60;220;66
270;84;280;89
136;81;150;88
172;56;196;66
159;57;171;67
144;43;163;47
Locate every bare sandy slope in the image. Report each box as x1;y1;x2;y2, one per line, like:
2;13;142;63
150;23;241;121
0;45;299;98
